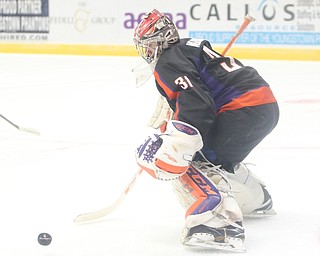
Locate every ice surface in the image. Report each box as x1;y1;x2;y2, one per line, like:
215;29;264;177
0;54;319;255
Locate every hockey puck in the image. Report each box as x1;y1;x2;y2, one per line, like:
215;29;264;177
37;233;52;246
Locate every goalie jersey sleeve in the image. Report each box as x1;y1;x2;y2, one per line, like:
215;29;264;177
154;38;277;144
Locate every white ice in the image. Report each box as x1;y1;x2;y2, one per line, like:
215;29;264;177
0;54;319;256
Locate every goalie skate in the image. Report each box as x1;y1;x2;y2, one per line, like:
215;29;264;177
182;222;246;252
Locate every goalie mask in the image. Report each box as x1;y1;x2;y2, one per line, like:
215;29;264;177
133;9;180;64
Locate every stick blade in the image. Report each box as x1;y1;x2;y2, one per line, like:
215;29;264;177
74;169;143;224
73;197;123;223
19;127;40;136
73;209;109;223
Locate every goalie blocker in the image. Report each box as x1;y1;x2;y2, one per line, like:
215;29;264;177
136;120;203;180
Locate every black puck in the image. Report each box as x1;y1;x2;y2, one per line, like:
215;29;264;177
37;233;52;246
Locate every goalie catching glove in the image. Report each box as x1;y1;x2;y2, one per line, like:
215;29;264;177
136;120;203;180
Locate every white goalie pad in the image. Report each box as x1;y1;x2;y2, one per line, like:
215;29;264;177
172;172;243;229
201;161;275;216
226;163;275;216
148;95;173;129
174;174;245;252
132;61;156;87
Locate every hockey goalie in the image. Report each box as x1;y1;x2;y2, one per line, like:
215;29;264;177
134;9;279;252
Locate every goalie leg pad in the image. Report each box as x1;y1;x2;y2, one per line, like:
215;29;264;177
174;165;222;222
226;163;275;216
172;164;245;251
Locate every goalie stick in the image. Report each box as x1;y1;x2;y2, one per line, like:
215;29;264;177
221;14;255;56
73;14;255;224
0;114;40;135
73;168;143;223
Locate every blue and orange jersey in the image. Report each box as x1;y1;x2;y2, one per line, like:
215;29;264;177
154;38;277;142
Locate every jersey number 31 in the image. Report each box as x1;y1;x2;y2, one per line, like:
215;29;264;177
175;76;194;90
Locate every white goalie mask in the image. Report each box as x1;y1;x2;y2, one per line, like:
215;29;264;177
133;9;180;64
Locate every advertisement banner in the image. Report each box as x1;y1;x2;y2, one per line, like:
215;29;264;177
0;0;117;43
119;0;320;47
0;0;49;40
0;0;319;60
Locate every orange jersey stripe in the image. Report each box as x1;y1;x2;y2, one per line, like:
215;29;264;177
218;86;277;113
154;70;179;100
173;99;179;120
